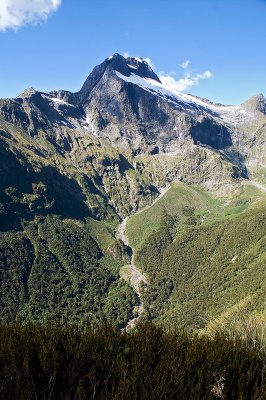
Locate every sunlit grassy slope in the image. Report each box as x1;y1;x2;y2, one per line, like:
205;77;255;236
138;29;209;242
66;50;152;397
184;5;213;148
126;181;266;329
127;181;263;249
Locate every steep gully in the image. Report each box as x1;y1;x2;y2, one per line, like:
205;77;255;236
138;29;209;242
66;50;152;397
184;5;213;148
117;185;171;329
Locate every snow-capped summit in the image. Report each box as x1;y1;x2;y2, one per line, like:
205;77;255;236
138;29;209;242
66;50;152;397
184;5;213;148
78;53;161;103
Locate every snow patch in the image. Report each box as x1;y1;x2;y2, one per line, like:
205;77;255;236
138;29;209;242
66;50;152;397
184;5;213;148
46;95;75;108
50;97;67;104
115;71;251;124
127;64;138;70
84;114;98;137
115;71;192;107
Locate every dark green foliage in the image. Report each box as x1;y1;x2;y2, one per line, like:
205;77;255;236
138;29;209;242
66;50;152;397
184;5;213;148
0;323;264;399
0;216;137;328
0;233;34;320
103;281;138;327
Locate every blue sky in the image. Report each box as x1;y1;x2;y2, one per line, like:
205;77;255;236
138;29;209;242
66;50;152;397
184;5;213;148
0;0;266;104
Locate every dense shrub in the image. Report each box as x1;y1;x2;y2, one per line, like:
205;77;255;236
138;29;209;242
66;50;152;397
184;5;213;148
0;216;137;329
0;323;265;399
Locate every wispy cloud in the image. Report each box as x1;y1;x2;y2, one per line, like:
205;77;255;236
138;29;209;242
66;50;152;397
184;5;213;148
143;57;154;69
159;70;213;93
123;51;130;58
180;60;190;69
0;0;62;32
159;58;213;93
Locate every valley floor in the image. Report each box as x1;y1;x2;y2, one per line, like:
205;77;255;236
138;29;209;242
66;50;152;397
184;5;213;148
117;184;171;329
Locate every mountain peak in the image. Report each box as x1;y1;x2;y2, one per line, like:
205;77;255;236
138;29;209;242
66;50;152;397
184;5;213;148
108;53;152;67
18;87;38;99
108;53;160;82
78;53;161;103
242;93;266;113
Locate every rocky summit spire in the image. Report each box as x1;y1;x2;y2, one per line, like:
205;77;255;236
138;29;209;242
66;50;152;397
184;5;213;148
78;53;161;104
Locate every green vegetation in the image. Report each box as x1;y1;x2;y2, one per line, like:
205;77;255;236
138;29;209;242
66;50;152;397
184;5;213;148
0;216;136;329
127;183;266;329
0;323;264;399
126;182;263;251
1;178;266;330
0;132;152;328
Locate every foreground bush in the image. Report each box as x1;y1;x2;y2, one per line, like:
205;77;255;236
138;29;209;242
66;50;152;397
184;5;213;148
0;323;265;399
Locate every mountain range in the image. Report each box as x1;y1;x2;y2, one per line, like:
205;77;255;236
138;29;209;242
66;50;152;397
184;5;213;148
0;53;265;329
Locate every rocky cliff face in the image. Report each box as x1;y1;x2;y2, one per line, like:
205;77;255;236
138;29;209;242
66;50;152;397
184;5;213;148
0;53;265;221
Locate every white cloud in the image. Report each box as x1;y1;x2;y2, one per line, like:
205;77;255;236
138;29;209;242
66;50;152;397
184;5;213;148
143;57;154;69
180;60;190;69
159;70;213;93
123;51;130;58
0;0;62;32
